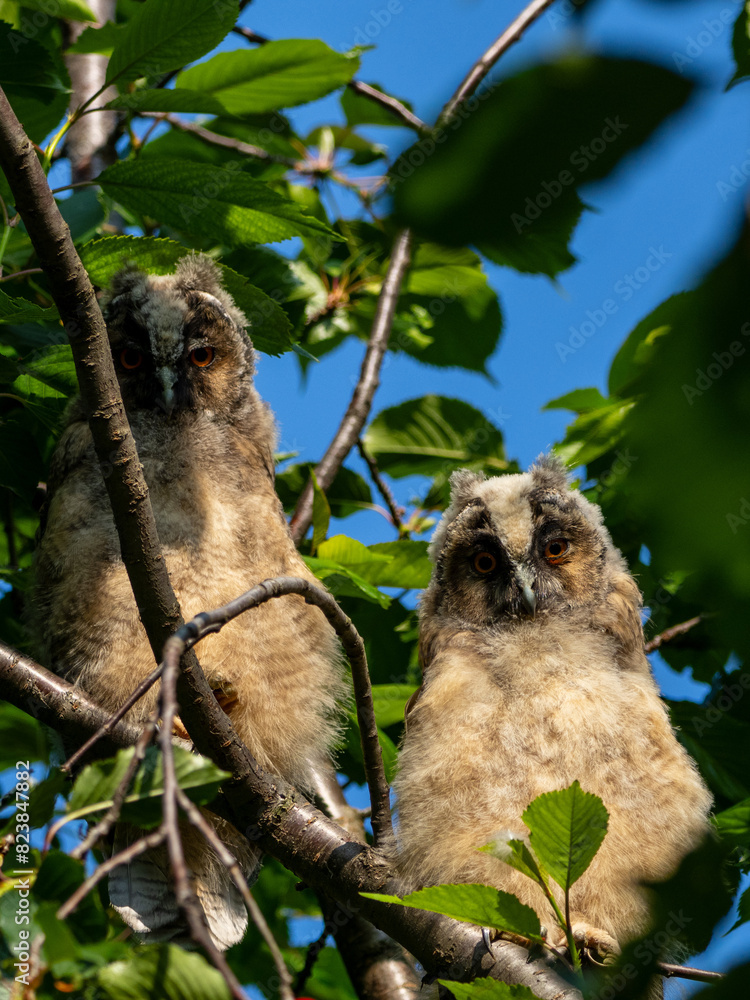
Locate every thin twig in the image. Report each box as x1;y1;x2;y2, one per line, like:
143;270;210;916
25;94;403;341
347;81;429;133
58;827;166;920
657;962;723;984
357;439;407;536
69;714;158;860
0;267;43;282
140;113;295;167
645;616;702;654
290;229;413;543
232;25;269;44
62;661;164;772
440;0;559;122
159;658;249;1000
162;576;393;849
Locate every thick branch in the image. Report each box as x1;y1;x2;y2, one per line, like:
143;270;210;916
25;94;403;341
0;86;202;669
290;229;413;542
0;640;140;756
440;0;560;122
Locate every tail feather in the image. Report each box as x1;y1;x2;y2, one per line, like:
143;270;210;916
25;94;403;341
107;817;261;951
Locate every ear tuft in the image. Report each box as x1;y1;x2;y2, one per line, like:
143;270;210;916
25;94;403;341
449;468;485;504
530;453;570;493
175;253;224;296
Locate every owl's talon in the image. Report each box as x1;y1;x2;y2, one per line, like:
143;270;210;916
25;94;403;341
208;676;239;715
482;926;493;953
172;716;190;740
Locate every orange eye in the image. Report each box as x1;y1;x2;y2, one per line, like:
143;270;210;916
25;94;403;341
473;551;497;575
544;538;569;564
190;346;215;368
119;347;143;370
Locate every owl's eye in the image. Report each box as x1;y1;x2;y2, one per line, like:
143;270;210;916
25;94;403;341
119;347;143;370
473;551;497;575
190;346;215;368
544;538;570;564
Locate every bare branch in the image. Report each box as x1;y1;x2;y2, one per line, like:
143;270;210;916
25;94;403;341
357;438;407;536
0;640;140;756
441;0;559;122
140;113;297;168
159;658;249;1000
162;575;394;850
290;229;413;542
176;787;296;1000
657;962;723;984
347;81;429;134
645;616;702;654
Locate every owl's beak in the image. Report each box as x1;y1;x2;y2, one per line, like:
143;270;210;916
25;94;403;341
157;367;177;416
513;566;537;617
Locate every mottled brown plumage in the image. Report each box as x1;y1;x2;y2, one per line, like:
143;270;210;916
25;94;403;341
394;458;711;963
32;255;345;950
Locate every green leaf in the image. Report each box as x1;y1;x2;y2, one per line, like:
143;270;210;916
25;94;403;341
0;412;44;496
17;344;78;398
0;23;70;144
364;395;510;479
554;400;635;469
729;2;750;87
0;289;58;325
98;159;336;246
67;20;124;56
176;39;359;115
361;884;542;940
341;82;417;129
317;534;390;568
363;541;432;590
311;473;331;554
522;782;609;892
106;0;238;85
439;979;540;1000
67;745;230;828
543;387;609;414
107;87;226;116
393;57;692;276
98;945;231;1000
715;797;750;847
303;556;390;608
730;886;750;932
78;236;293;355
0;701;49;767
34;851;108;943
370;683;417;728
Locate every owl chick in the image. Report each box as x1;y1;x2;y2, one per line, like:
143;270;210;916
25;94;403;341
394;458;711;960
32;254;345;950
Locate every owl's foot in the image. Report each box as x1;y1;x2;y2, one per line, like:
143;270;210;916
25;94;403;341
544;922;620;965
208;675;239;715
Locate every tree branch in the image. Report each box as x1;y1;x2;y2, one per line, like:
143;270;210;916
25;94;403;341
0;640;140;757
357;438;407;536
290;228;413;542
440;0;560;122
645;616;702;654
347;81;429;134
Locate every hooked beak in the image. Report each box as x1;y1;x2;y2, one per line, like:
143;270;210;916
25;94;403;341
157;367;177;416
513;566;537;618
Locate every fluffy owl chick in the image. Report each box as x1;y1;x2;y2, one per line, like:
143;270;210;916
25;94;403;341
394;457;711;956
32;255;345;950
